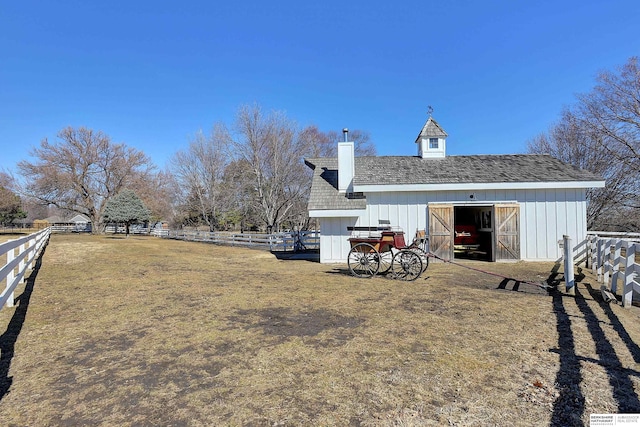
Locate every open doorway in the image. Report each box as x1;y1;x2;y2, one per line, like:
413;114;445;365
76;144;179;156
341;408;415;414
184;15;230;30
428;203;520;262
453;206;493;261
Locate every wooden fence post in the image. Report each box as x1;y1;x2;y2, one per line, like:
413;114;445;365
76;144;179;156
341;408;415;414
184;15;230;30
611;239;622;294
623;243;636;308
596;238;603;280
603;239;612;286
564;235;575;295
18;242;26;284
590;235;598;269
6;242;15;307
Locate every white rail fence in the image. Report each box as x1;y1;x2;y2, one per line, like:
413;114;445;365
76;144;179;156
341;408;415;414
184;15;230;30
0;228;51;310
586;232;640;308
161;230;320;252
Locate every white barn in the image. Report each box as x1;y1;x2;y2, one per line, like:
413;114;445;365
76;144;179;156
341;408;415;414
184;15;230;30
305;116;605;263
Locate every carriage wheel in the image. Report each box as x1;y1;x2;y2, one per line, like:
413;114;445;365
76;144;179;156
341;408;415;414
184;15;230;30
410;247;430;272
348;243;380;278
391;249;423;281
378;249;393;274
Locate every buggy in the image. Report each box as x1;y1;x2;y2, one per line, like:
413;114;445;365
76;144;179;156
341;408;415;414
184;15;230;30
347;221;429;281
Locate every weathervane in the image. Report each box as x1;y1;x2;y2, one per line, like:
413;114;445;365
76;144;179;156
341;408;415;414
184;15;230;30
427;105;434;117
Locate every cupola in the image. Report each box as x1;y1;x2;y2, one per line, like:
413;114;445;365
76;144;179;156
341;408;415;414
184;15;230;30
415;115;448;159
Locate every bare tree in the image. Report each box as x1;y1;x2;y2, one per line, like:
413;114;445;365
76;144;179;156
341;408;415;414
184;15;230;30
220;159;260;231
170;127;230;231
299;125;377;158
528;112;622;229
18;127;153;233
0;171;14;191
21;197;50;223
129;169;177;228
226;104;311;232
167;105;378;233
528;57;640;231
576;57;640;174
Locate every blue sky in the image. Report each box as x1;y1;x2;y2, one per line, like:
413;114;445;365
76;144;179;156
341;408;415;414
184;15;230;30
1;0;638;174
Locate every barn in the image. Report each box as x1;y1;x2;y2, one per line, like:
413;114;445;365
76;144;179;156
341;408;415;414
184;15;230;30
305;116;605;264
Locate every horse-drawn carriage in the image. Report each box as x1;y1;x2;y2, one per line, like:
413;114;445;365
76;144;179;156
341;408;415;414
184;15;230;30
347;221;429;281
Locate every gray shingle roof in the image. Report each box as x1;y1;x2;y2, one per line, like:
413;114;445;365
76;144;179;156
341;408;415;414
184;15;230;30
305;154;604;211
416;117;448;140
352;154;603;185
305;158;366;211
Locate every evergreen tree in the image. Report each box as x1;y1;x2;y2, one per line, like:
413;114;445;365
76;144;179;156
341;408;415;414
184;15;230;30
102;189;150;237
0;186;27;226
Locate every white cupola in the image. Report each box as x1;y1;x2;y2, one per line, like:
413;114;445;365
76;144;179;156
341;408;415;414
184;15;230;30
415;115;448;159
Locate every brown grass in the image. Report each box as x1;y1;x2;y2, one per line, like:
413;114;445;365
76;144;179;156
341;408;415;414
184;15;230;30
1;234;639;426
0;232;32;244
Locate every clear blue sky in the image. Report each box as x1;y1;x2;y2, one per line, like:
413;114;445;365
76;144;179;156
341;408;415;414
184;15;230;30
1;0;638;174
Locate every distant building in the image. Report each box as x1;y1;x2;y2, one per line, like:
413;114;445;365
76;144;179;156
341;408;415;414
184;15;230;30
42;214;92;232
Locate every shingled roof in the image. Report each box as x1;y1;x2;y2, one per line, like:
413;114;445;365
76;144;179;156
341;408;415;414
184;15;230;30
353;154;603;185
305;158;366;211
415;116;448;141
305;154;604;210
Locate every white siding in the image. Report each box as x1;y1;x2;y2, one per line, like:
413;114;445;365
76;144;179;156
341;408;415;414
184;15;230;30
317;188;589;263
319;217;357;263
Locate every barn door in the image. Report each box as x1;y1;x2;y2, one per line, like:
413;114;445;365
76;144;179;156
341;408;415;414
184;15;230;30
428;204;454;261
494;204;520;261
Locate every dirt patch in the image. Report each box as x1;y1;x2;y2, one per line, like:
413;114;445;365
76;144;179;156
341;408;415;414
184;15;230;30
228;307;363;347
0;234;639;426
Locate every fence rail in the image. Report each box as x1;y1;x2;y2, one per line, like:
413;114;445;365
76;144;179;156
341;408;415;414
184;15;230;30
161;230;320;252
586;232;639;307
1;228;51;310
50;224;91;233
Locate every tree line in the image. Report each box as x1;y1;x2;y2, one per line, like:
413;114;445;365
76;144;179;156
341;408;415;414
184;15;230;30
2;104;374;233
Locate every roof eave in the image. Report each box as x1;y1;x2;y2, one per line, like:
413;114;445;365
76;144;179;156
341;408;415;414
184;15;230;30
354;180;606;193
309;209;367;218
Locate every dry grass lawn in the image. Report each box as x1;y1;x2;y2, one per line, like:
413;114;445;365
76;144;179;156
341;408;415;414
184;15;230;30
0;232;32;244
1;233;639;426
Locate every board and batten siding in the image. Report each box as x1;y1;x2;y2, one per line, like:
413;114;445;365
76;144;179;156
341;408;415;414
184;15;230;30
318;217;357;264
317;187;588;263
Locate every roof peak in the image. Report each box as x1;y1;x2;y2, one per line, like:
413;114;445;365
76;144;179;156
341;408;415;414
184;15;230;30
416;116;448;141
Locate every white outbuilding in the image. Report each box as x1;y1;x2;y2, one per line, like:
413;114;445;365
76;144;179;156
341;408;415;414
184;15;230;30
305;116;605;263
